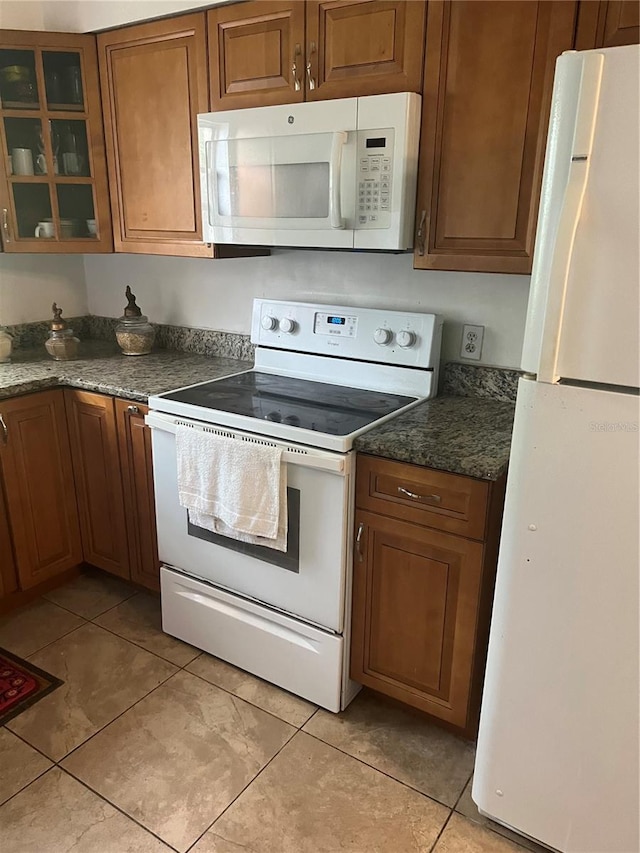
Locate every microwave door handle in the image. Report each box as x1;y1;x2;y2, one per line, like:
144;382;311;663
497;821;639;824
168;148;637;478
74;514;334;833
205;140;216;227
329;131;347;229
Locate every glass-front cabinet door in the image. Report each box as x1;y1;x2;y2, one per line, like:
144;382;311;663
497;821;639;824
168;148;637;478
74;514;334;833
0;31;112;252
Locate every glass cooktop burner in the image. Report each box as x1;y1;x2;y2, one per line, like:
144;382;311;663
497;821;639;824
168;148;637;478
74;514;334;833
161;371;416;436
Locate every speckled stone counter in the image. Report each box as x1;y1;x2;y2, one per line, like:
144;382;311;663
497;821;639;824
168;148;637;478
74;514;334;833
0;341;250;403
354;395;516;481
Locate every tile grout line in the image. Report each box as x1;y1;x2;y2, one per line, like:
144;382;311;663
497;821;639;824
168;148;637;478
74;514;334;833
0;761;52;811
183;726;300;853
56;765;182;853
301;728;469;812
428;809;456;853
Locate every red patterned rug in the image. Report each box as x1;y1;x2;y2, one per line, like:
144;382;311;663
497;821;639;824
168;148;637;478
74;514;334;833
0;647;63;726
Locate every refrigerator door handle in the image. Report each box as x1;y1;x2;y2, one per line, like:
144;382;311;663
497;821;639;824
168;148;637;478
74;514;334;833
521;51;604;381
535;53;604;384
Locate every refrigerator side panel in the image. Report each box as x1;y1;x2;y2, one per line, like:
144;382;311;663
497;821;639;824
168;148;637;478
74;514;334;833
474;379;639;853
557;45;640;388
520;51;584;375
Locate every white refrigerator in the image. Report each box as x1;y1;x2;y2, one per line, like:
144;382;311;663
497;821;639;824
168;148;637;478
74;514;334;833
473;45;640;853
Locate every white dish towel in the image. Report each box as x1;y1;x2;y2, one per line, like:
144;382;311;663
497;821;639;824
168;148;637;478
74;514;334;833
176;425;288;552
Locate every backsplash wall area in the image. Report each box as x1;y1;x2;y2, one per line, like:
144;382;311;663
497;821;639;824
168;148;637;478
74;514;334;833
84;251;530;368
0;255;87;325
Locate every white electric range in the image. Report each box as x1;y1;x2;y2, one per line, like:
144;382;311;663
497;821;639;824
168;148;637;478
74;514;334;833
147;299;442;711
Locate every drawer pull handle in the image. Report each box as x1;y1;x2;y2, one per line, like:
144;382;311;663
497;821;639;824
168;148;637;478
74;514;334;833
398;486;441;504
0;413;7;445
355;521;365;562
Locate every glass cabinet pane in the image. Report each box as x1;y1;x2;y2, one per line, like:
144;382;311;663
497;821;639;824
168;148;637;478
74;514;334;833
43;51;84;111
0;50;39;109
56;184;96;238
50;120;90;176
3;117;46;175
12;184;53;238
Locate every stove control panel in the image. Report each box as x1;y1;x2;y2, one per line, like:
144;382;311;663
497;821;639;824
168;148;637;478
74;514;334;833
251;299;443;370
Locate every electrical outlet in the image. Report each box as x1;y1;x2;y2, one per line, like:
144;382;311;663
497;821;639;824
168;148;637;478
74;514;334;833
460;324;484;361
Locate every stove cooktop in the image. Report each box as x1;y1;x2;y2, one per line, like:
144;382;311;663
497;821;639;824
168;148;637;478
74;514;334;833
159;371;416;437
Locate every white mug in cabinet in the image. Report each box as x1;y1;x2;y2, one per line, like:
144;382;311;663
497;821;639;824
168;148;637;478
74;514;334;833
11;147;34;175
35;220;55;238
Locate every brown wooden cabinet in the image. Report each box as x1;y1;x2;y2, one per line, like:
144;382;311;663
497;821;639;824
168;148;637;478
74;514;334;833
351;455;505;734
575;0;640;48
0;476;18;598
0;30;112;253
208;0;425;109
64;389;130;579
115;399;160;592
0;391;82;589
98;14;213;258
414;0;577;275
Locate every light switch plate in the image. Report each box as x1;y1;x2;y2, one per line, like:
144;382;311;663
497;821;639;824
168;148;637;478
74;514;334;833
460;324;484;360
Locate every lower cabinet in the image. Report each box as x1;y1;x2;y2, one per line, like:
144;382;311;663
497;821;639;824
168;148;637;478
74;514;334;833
0;478;18;598
0;388;161;603
0;390;83;590
64;390;160;590
65;390;130;578
351;454;505;734
115;399;160;592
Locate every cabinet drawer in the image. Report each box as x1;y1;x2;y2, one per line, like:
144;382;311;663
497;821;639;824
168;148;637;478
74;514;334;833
356;455;489;540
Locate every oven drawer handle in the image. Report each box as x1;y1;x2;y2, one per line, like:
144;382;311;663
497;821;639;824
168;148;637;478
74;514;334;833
398;486;441;504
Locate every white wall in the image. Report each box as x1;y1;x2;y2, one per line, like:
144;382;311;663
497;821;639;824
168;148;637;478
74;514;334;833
84;251;530;368
42;1;227;33
0;254;87;323
0;1;44;30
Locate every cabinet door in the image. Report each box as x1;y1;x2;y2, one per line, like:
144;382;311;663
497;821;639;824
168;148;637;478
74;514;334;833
351;510;484;727
115;399;160;592
208;1;305;109
0;477;18;598
0;30;112;253
0;391;82;589
306;0;425;100
98;14;213;258
64;390;130;579
414;1;577;274
575;1;639;48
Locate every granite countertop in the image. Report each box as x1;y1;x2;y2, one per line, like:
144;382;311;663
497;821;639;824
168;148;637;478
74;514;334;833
354;395;516;481
0;341;251;403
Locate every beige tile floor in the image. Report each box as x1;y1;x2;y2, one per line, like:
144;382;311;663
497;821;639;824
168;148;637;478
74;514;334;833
0;569;547;853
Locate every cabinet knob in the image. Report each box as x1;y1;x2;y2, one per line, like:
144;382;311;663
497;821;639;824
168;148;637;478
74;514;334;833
306;41;317;90
292;43;302;92
1;209;11;243
127;405;140;415
416;209;427;256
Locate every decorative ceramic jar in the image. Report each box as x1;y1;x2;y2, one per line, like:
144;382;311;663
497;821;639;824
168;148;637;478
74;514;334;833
115;286;155;356
45;303;80;361
0;329;12;363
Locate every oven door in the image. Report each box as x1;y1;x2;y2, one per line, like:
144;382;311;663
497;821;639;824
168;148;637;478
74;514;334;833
147;412;352;632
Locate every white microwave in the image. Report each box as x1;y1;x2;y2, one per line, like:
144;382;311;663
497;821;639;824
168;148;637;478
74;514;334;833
198;92;421;251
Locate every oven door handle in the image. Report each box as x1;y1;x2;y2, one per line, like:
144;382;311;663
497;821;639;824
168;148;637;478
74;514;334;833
145;411;346;474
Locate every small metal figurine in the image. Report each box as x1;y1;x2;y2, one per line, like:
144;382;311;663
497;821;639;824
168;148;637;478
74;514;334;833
124;285;142;318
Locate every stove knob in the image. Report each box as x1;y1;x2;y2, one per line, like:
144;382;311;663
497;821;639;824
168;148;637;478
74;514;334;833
397;330;416;349
261;315;278;331
265;411;282;422
279;317;297;334
283;415;301;427
374;327;393;346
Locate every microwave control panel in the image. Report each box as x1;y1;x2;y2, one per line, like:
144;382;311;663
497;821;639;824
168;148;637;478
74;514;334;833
356;128;394;229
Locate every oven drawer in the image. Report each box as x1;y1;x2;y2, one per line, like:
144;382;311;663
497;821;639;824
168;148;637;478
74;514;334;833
161;566;344;712
356;455;489;540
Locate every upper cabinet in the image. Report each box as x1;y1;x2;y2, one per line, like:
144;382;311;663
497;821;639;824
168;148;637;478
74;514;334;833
575;0;640;48
413;1;577;275
208;0;425;110
98;14;213;257
0;30;112;253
